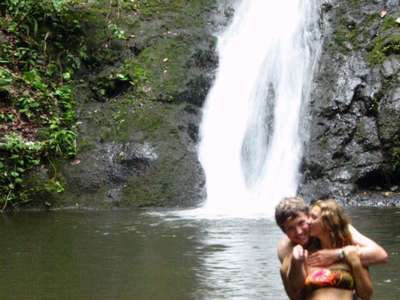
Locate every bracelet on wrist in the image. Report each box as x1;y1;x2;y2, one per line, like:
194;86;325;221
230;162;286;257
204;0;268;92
338;248;345;261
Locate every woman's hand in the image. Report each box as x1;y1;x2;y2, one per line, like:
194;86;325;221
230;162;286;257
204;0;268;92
343;245;373;300
343;245;362;267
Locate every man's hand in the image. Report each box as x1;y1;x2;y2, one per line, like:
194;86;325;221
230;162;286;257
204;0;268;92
292;245;308;263
306;249;339;267
285;245;308;299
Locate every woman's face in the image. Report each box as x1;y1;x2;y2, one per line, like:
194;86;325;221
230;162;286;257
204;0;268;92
309;206;324;237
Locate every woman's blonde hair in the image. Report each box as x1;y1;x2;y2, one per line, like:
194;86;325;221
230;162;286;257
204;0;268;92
312;199;353;248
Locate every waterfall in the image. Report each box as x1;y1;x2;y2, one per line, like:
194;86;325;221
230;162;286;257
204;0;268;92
198;0;322;217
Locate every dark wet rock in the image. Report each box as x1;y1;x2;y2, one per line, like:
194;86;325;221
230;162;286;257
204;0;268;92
24;0;399;208
38;0;233;208
382;57;400;78
57;97;206;208
299;0;400;205
378;87;400;142
354;117;381;150
176;74;214;107
349;191;400;207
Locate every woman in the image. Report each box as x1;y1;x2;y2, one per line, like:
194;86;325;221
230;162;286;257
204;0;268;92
286;199;373;300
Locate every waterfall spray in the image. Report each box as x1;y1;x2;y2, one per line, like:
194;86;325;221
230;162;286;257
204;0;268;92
198;0;322;216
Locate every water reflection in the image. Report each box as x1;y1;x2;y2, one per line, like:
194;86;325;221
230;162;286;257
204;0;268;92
348;208;400;300
0;208;398;300
194;218;284;300
0;212;206;300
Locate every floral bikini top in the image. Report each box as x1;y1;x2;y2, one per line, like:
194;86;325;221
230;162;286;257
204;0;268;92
304;268;355;292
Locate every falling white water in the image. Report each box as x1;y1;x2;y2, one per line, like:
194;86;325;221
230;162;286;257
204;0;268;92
197;0;322;217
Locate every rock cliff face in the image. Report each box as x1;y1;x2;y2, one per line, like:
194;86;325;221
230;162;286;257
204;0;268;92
299;0;400;205
45;0;400;208
47;0;234;208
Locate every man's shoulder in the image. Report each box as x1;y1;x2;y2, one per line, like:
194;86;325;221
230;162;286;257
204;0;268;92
277;236;294;263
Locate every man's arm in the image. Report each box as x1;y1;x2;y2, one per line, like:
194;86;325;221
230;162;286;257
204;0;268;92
277;236;292;263
280;256;302;300
277;238;302;300
307;225;388;267
278;240;307;300
286;245;307;294
349;225;388;266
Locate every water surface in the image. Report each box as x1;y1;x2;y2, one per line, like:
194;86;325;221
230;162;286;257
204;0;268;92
0;208;398;299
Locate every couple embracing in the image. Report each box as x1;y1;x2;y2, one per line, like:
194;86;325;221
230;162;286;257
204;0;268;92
275;197;388;300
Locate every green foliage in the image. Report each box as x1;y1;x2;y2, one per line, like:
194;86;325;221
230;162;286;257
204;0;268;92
0;134;44;208
0;118;76;209
381;16;399;32
1;0;215;208
130;64;149;88
1;0;88;72
54;85;75;122
0;0;137;208
108;23;127;40
45;178;65;193
0;67;13;89
367;16;400;65
120;60;150;92
332;20;359;53
368;35;400;65
23;69;48;91
48;117;77;157
0;112;15;123
0;0;83;208
18;96;41;119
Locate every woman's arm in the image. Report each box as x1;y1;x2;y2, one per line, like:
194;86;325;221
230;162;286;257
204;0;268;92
344;245;373;300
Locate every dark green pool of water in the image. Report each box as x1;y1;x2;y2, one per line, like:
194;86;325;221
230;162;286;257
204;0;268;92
0;207;398;299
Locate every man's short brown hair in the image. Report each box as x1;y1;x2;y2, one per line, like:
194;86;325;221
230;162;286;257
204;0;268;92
275;197;309;232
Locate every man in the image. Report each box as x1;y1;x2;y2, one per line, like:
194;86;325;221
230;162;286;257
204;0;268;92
275;197;388;300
